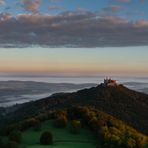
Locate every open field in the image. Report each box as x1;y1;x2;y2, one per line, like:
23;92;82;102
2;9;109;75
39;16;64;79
22;120;97;148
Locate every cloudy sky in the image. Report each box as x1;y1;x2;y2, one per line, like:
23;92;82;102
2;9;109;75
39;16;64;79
0;0;148;47
0;0;147;76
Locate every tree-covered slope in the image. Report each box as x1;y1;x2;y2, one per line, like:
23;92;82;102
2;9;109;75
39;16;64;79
1;106;148;148
1;84;148;135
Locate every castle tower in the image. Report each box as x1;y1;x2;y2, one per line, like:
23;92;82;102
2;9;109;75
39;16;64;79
103;77;118;87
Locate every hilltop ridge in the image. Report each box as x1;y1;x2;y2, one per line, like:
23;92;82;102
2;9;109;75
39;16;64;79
1;79;148;135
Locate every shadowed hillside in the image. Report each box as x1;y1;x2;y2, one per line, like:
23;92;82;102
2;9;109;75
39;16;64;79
1;83;148;135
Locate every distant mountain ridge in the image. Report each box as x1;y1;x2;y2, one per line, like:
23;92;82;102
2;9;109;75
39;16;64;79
1;82;148;135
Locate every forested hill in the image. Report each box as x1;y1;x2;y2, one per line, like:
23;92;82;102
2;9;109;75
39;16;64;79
1;84;148;135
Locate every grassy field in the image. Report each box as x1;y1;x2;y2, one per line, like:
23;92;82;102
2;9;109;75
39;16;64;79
22;120;97;148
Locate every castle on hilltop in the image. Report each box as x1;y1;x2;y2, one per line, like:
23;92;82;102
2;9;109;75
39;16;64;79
103;77;118;87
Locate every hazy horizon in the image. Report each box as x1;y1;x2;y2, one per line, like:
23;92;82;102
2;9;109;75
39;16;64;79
0;47;148;77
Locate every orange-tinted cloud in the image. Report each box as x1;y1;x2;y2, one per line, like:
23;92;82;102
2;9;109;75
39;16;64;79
0;11;148;47
22;0;41;13
134;20;148;27
0;0;5;5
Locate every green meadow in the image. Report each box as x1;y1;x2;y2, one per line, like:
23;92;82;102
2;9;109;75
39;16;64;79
22;120;97;148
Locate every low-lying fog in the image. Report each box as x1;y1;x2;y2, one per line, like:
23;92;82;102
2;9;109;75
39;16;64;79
0;76;148;107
